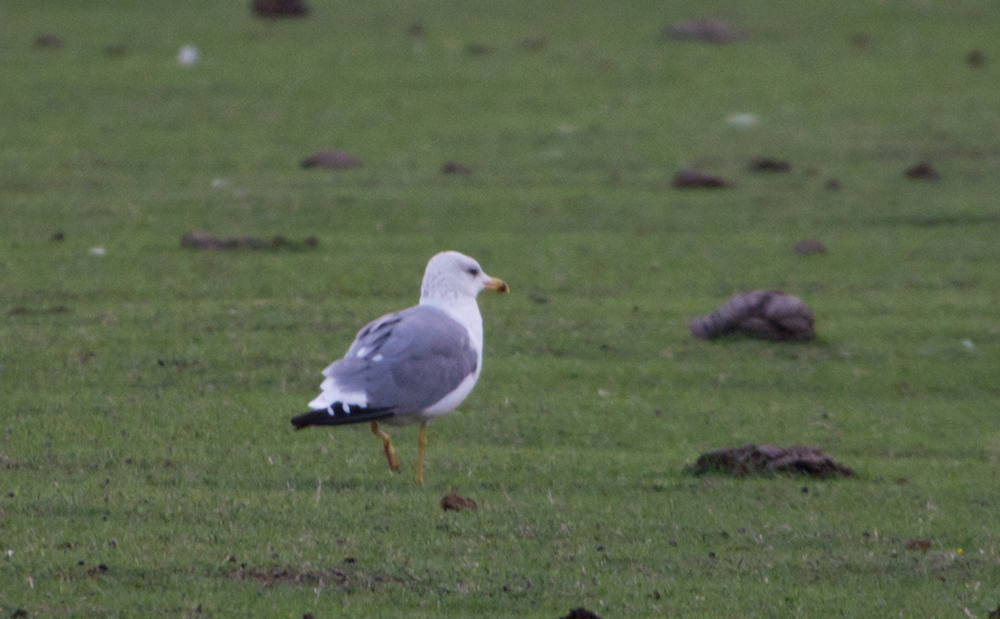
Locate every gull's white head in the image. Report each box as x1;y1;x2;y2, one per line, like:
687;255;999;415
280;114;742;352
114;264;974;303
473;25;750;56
420;251;508;305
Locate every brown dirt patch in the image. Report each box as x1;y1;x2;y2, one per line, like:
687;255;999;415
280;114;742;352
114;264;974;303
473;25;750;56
907;539;932;551
672;169;732;189
905;162;940;181
691;290;815;342
300;150;362;170
689;444;854;478
441;161;473;175
180;230;318;251
441;493;478;512
794;239;826;256
33;34;63;49
661;19;744;44
748;157;791;173
252;0;309;18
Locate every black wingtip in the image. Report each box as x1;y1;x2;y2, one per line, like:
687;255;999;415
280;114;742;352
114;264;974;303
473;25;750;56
290;404;393;429
290;411;319;430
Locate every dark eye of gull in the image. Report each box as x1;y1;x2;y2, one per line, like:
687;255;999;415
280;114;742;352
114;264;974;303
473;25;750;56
467;267;480;276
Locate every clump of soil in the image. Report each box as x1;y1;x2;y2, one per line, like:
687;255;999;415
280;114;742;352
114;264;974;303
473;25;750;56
441;161;473;175
661;19;744;44
690;290;815;342
794;239;826;256
905;162;940;181
672;169;732;189
441;493;478;512
300;150;362;170
33;34;63;49
561;609;603;619
407;23;424;39
520;35;547;51
86;564;109;577
464;42;493;56
181;230;319;251
965;49;986;68
848;33;870;48
824;178;842;191
252;0;309;18
907;539;932;551
748;157;791;173
689;444;854;478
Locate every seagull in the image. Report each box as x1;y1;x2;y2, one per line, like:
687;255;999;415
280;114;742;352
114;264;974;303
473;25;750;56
290;251;508;484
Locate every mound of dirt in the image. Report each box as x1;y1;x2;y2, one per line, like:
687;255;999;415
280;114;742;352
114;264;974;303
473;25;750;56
441;161;473;175
691;290;815;342
252;0;309;18
441;493;478;512
672;169;732;189
907;539;932;551
33;34;63;49
560;608;603;619
966;49;986;68
794;239;826;256
689;444;853;478
661;19;744;44
905;162;940;181
748;157;791;173
181;230;319;251
300;150;362;170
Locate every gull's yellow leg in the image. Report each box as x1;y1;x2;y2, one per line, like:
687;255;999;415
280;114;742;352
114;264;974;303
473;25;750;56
371;421;401;473
414;421;427;485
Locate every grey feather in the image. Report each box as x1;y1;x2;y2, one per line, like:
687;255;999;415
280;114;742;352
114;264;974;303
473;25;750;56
321;305;478;413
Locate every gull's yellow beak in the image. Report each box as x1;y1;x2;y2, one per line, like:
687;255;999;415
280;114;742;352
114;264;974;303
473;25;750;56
485;277;509;293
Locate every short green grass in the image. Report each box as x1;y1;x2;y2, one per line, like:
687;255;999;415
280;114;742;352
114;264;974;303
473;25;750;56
2;0;1000;617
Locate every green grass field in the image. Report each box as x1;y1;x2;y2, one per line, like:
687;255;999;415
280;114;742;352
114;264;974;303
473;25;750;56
2;0;999;617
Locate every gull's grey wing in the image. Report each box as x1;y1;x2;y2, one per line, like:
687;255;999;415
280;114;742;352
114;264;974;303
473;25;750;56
322;305;478;413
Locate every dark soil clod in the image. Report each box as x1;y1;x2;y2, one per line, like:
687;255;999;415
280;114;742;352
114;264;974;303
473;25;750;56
181;230;319;251
300;150;362;170
441;161;473;175
33;34;63;49
794;239;826;256
407;23;425;39
104;43;127;57
252;0;309;18
51;231;65;241
672;169;732;189
824;178;842;191
905;162;940;181
441;493;478;512
520;35;547;51
848;32;870;47
464;42;493;56
907;539;932;551
561;608;603;619
965;49;986;68
661;19;744;44
689;444;854;478
691;290;815;342
748;157;791;173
